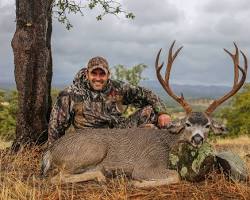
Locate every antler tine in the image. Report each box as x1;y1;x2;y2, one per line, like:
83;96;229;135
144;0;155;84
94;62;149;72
155;48;164;72
224;42;239;86
165;41;183;81
205;43;248;115
241;50;248;72
155;41;192;114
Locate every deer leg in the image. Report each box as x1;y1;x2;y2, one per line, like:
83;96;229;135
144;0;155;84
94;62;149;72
131;166;180;188
51;168;106;184
131;173;179;188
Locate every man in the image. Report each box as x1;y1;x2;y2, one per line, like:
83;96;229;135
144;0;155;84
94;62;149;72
48;56;171;144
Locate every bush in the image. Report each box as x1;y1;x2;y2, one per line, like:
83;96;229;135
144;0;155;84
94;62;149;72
220;83;250;137
0;90;18;141
111;64;148;86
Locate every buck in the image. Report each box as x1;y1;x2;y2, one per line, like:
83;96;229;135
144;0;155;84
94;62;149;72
41;42;248;187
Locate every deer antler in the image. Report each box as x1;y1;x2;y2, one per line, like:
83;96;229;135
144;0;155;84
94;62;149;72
205;43;248;115
155;41;192;114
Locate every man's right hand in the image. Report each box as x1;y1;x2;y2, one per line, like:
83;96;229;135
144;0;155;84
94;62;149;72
157;114;171;128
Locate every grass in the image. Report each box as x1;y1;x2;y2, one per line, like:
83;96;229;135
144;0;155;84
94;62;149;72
212;135;250;159
0;137;250;200
215;135;250;145
0;140;12;150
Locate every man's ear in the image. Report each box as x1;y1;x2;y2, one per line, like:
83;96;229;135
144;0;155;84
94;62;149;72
164;119;185;134
210;119;228;135
107;71;111;79
86;70;89;80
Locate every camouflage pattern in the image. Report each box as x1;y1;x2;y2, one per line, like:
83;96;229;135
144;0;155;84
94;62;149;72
169;142;216;181
87;56;109;74
48;68;168;143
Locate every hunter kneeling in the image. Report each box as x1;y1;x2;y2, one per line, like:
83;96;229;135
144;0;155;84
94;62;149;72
48;56;171;144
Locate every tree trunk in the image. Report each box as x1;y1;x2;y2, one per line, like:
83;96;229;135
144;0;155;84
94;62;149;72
11;0;53;151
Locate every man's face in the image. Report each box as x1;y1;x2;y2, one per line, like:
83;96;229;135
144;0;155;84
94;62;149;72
86;68;109;91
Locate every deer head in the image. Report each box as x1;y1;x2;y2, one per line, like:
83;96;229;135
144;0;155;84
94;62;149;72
156;41;248;147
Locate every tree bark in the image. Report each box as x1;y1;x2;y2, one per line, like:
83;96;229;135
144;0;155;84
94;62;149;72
11;0;53;150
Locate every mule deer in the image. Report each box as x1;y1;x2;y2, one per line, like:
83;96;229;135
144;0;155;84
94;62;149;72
42;41;248;187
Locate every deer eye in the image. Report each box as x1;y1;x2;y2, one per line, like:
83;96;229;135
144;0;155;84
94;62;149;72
205;124;210;129
185;122;191;127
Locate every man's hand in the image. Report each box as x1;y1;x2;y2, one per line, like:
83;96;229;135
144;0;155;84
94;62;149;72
157;114;171;128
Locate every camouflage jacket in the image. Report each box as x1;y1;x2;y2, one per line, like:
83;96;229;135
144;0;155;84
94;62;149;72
48;68;168;142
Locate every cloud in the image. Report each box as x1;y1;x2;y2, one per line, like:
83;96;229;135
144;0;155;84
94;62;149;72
203;0;250;14
0;3;15;83
124;0;184;26
0;0;249;86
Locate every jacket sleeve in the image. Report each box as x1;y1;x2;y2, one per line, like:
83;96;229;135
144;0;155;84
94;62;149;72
48;91;73;144
122;84;169;115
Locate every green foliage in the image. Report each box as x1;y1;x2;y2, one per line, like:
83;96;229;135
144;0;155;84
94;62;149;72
0;90;4;102
53;0;135;30
0;90;18;141
51;88;60;105
111;64;148;86
219;83;250;137
0;88;60;141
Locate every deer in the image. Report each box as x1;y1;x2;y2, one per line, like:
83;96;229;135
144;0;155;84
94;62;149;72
41;41;248;188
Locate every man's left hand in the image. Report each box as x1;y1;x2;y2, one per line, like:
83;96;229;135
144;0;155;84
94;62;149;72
157;114;171;128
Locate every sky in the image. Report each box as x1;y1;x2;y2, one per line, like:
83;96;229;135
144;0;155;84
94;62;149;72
0;0;250;86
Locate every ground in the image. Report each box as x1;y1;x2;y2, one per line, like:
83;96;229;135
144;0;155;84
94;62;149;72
0;136;249;200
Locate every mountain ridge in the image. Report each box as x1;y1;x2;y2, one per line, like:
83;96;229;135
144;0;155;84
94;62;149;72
0;80;231;100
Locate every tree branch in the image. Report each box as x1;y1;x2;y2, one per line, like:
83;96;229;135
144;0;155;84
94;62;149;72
52;0;135;30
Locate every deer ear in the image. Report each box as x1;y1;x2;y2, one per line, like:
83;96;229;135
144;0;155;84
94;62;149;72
164;119;185;134
210;120;228;135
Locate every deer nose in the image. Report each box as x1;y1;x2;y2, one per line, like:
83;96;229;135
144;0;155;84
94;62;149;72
192;134;203;145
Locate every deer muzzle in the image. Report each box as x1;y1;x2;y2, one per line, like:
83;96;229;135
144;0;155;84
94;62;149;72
191;134;204;147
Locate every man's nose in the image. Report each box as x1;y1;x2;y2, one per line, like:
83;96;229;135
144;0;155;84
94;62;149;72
94;74;102;81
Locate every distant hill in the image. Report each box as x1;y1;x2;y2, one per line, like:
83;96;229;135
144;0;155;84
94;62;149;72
0;82;16;90
140;80;231;100
0;80;231;100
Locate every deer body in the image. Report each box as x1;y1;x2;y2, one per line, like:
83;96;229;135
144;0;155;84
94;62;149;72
43;128;182;186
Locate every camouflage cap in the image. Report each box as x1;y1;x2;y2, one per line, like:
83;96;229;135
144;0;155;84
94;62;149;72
87;56;109;74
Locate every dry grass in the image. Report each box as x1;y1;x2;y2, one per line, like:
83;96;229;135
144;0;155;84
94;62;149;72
213;135;250;159
0;138;250;200
215;135;250;145
0;140;12;150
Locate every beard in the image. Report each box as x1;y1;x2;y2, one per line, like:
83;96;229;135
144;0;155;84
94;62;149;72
89;80;108;91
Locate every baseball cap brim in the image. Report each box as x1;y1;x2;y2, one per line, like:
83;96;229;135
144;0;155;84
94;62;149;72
88;65;109;74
